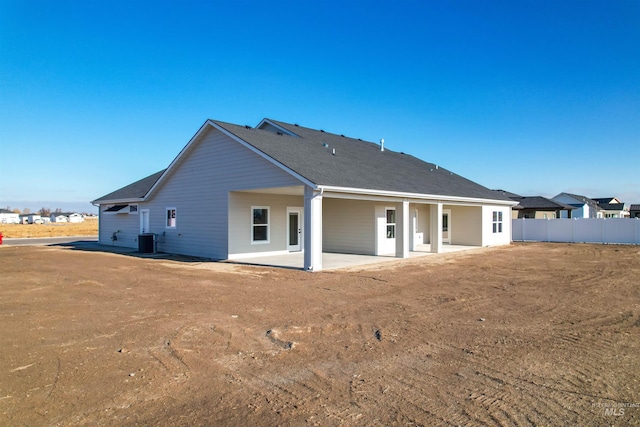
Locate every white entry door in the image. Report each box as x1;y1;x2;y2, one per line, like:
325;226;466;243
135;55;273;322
442;209;451;244
140;209;150;233
287;208;303;252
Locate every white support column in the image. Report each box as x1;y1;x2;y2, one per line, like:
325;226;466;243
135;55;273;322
396;200;410;258
430;203;443;253
304;186;323;271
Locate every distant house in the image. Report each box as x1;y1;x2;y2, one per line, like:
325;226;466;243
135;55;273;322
68;213;85;223
93;118;516;271
630;205;640;218
592;197;629;218
494;191;575;219
50;212;85;223
552;193;601;218
26;214;43;224
0;209;20;224
50;214;68;223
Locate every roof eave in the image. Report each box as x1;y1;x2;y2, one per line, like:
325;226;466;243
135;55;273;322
92;198;144;205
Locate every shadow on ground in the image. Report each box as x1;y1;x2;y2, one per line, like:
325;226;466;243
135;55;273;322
51;240;213;263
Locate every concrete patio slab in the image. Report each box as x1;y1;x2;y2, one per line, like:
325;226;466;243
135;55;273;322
227;244;480;271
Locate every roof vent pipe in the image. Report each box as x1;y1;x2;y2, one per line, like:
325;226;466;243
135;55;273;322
380;138;385;152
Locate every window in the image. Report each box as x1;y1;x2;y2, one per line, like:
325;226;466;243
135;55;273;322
129;204;138;214
252;207;269;243
492;211;503;233
166;208;177;228
386;208;396;239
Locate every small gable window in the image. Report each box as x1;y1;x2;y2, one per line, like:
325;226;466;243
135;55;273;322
166;208;177;228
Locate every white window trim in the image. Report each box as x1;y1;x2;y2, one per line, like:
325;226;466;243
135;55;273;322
166;207;177;229
385;207;396;239
492;210;503;234
251;206;270;244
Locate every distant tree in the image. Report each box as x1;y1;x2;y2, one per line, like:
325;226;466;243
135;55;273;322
55;208;63;213
12;208;20;214
23;208;30;214
40;207;51;216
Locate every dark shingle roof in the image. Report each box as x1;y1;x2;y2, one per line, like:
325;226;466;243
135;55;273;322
93;170;165;203
597;203;625;211
213;119;510;201
493;189;522;198
592;197;617;204
630;204;640;211
509;196;575;210
94;119;515;204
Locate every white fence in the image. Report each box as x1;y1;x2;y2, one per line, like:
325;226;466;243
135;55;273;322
512;218;640;245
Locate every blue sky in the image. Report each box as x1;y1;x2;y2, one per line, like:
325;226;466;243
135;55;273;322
1;0;638;213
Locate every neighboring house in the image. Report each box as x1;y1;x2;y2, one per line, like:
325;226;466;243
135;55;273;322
92;118;517;271
552;193;601;218
68;213;85;223
592;197;629;218
51;212;86;223
50;214;68;222
494;191;575;219
630;204;640;218
28;214;42;224
0;209;20;224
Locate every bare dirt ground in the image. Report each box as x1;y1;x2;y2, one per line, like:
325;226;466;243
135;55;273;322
1;243;638;426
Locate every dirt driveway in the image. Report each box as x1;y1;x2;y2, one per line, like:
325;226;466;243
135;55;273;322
1;243;638;426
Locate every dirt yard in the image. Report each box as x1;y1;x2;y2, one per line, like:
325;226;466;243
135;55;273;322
1;243;638;426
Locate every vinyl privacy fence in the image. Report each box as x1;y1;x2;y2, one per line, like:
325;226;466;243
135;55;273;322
512;218;640;245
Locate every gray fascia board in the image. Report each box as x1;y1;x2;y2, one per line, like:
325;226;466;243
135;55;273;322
318;185;519;206
91;197;144;205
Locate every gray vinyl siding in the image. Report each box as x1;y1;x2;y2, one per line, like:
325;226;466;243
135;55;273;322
98;209;141;249
448;205;482;246
228;193;303;255
323;198;376;255
137;126;302;259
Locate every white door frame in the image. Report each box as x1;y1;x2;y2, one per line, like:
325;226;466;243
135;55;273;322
287;207;303;252
140;209;150;234
442;209;451;244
